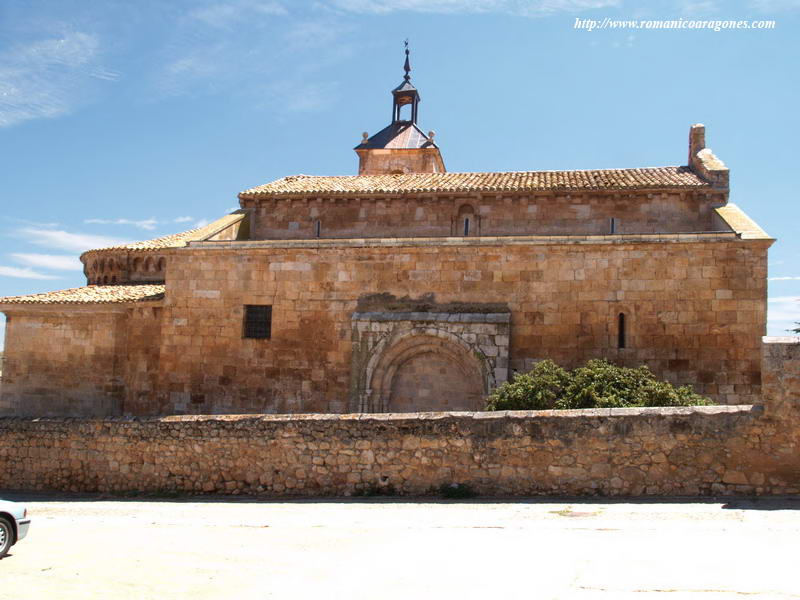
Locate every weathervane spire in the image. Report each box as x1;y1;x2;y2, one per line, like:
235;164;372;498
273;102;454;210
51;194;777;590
403;39;411;82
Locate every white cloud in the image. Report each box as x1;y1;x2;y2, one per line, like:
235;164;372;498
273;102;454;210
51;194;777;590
83;216;214;230
0;30;118;128
153;14;347;112
749;0;800;11
20;228;132;253
679;0;719;14
0;265;60;280
189;0;287;27
11;253;82;271
768;295;800;334
327;0;619;16
768;295;800;304
158;53;222;96
612;34;636;48
769;276;800;281
85;217;159;230
266;80;340;113
194;219;211;229
282;20;343;50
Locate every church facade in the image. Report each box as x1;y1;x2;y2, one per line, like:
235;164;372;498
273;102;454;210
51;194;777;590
0;53;772;417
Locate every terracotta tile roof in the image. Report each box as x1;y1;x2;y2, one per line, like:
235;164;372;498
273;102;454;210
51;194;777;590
80;229;203;255
80;212;247;257
0;284;165;305
240;167;710;198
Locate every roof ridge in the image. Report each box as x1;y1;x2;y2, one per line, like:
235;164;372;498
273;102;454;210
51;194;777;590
0;283;166;306
239;166;709;198
79;212;247;258
253;165;690;181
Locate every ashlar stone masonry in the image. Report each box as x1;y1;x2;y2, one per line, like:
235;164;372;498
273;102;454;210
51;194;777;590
0;52;774;417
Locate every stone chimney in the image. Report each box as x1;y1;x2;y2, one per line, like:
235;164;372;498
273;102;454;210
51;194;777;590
687;123;729;190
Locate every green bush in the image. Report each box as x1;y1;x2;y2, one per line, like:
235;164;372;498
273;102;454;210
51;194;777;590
486;359;712;411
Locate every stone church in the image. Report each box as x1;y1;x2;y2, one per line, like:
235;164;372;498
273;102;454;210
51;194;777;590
0;50;772;417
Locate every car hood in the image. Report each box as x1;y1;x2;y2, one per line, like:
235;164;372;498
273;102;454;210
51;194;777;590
0;500;27;520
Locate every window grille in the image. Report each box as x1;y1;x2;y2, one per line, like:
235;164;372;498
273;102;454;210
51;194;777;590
244;305;272;339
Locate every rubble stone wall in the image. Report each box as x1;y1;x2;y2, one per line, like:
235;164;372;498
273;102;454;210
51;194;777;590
0;341;796;497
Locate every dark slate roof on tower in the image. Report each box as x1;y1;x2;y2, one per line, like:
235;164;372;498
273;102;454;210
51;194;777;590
355;122;435;150
392;80;418;94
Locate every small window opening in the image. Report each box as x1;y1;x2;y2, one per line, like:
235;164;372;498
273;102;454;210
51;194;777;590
244;305;272;339
610;217;617;234
463;217;470;236
618;312;626;349
315;220;321;238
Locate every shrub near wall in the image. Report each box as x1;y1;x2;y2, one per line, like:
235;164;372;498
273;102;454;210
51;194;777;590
486;360;712;411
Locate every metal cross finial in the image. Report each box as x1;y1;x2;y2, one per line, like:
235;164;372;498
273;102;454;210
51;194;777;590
403;39;411;81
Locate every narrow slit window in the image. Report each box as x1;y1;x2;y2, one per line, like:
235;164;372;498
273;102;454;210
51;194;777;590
610;217;617;234
463;217;470;236
244;305;272;339
618;312;626;349
315;220;321;238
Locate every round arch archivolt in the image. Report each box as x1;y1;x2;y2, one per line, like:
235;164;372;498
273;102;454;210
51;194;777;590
362;326;493;413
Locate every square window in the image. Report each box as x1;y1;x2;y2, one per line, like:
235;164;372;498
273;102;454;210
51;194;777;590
243;305;272;339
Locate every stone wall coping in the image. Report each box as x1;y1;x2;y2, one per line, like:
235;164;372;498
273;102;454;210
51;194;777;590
185;232;744;251
763;336;800;345
0;405;757;427
352;311;511;323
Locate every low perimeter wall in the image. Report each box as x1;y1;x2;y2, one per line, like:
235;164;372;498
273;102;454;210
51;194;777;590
0;340;798;496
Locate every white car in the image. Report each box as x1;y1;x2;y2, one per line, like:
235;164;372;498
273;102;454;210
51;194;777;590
0;499;30;558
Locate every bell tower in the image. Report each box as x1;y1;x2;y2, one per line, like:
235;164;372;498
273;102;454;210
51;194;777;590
355;42;445;175
391;43;419;124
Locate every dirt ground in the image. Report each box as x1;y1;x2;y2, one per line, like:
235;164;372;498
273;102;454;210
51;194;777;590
1;493;799;600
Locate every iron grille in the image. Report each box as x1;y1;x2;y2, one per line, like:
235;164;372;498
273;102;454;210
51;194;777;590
244;305;272;339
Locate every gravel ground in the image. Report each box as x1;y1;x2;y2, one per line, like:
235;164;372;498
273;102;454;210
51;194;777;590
1;493;799;600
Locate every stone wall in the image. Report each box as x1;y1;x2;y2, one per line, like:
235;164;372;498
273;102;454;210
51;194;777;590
245;190;727;241
356;146;444;176
0;309;128;417
123;306;164;415
155;235;767;415
0;341;796;497
82;251;167;285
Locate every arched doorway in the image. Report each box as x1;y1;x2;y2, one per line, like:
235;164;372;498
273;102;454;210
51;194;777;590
389;350;484;412
366;329;490;413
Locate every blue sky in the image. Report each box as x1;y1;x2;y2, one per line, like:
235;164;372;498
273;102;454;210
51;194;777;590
1;0;799;349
